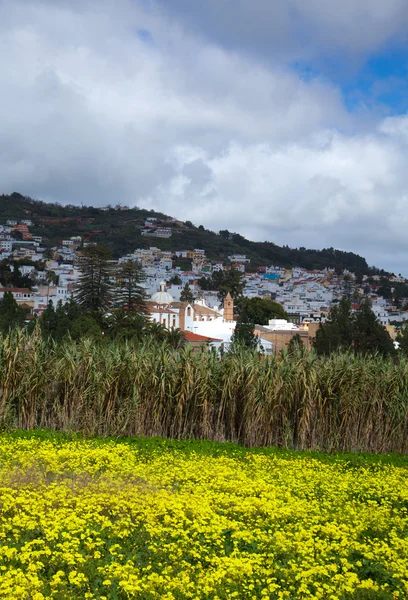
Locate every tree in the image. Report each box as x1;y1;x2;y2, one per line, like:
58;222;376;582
46;270;59;286
315;296;394;357
115;260;148;314
40;299;101;341
75;245;113;313
236;297;287;324
180;284;195;303
378;280;393;299
105;308;146;341
353;299;394;357
343;274;353;299
230;309;258;350
397;324;408;356
0;292;28;334
146;321;168;342
166;327;186;350
287;333;304;354
314;297;354;355
43;248;54;261
169;274;182;285
200;269;245;301
46;270;59;302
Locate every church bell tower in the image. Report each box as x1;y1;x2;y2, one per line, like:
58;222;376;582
223;292;234;322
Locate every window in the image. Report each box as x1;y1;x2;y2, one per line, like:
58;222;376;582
187;307;191;317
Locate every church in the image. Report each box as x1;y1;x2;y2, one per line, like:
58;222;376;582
147;282;273;353
147;281;228;332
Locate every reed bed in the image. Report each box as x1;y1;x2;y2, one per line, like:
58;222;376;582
1;330;408;452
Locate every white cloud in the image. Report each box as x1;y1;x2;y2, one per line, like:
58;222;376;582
144;120;408;272
0;0;408;272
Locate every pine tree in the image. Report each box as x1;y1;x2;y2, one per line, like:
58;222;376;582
353;299;394;356
315;296;394;357
75;245;113;313
115;260;148;314
180;283;195;303
230;309;258;350
314;297;354;355
0;291;27;334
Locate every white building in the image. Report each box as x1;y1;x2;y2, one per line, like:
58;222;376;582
148;282;194;330
0;288;34;303
228;254;250;264
0;240;12;252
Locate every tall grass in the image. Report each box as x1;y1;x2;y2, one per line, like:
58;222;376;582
1;329;408;452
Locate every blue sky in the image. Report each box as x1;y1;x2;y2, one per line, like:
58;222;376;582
291;47;408;114
1;0;408;273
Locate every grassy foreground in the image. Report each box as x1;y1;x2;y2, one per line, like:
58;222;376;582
0;432;407;599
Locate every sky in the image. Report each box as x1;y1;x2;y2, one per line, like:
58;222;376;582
1;1;408;273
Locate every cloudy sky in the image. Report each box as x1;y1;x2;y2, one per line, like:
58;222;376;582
1;1;408;272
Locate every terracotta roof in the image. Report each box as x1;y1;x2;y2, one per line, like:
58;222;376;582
184;331;222;342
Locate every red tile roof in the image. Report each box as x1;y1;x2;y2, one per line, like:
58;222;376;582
184;331;221;342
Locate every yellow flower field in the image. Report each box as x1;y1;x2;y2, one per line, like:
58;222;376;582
0;434;407;599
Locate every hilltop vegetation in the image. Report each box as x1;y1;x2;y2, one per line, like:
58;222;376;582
1;192;380;273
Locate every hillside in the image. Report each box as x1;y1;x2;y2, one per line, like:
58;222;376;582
0;192;382;273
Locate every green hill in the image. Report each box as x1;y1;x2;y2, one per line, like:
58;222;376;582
0;192;383;274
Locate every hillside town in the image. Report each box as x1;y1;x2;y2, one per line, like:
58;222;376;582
1;215;408;352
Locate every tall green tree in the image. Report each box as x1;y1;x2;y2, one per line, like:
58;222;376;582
315;297;394;357
236;297;287;324
199;269;245;301
40;299;101;341
75;245;113;313
230;309;258;350
353;299;394;357
169;274;182;285
0;292;28;334
104;308;146;341
115;260;148;314
180;283;195;303
314;297;354;355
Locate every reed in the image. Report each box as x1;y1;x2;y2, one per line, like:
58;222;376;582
1;329;408;452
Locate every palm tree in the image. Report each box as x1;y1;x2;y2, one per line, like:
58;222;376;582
105;308;146;340
166;327;186;350
147;321;168;342
46;270;59;303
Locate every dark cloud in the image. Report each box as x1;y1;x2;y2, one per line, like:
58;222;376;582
1;0;408;272
154;0;408;66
